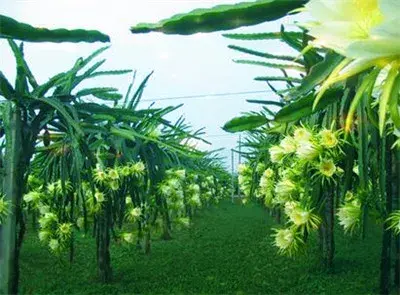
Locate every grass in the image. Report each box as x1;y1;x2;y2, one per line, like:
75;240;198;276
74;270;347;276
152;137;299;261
20;200;382;294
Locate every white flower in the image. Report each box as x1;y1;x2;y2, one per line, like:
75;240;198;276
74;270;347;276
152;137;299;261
284;201;299;216
190;194;202;207
237;164;249;174
304;0;400;60
280;136;297;154
131;161;146;176
77;217;85;229
94;191;105;203
175;169;186;180
126;207;142;222
269;146;285;163
38;230;51;242
38;204;50;215
49;239;60;252
0;196;10;224
296;140;320;161
122;233;134;244
272;228;303;256
337;202;361;233
293;127;312;143
275;178;296;200
39;213;58;229
23;191;42;204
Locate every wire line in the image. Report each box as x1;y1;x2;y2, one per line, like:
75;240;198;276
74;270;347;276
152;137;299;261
141;90;272;102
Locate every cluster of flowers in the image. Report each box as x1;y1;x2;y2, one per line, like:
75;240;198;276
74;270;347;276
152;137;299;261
237;164;253;198
93;161;146;192
120;196;144;244
23;177;75;253
200;175;220;204
159;169;188;214
258;126;344;256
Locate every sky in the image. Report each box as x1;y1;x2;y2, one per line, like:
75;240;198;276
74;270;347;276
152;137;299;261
0;0;302;171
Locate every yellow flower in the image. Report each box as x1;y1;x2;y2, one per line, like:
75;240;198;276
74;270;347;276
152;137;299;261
319;129;339;148
318;159;337;177
94;169;107;184
57;223;72;240
109;181;120;191
107;168;120;180
120;166;131;177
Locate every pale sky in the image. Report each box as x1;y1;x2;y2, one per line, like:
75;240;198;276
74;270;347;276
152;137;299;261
0;0;302;170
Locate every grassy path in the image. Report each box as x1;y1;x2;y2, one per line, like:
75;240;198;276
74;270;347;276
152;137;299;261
20;200;381;294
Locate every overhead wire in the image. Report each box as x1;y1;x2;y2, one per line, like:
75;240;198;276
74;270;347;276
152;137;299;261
140;89;273;102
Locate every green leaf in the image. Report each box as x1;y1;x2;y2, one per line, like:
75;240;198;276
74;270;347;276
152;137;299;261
92;92;122;101
0;15;110;42
36;96;83;136
130;0;307;35
288;51;343;99
379;67;399;135
246;99;284;107
228;45;299;63
0;72;15;100
76;87;118;97
7;40;38;88
280;26;322;68
274;88;343;123
254;76;302;83
223;31;303;40
223;115;268;133
234;59;305;72
389;75;400;129
126;71;153;110
87;70;132;79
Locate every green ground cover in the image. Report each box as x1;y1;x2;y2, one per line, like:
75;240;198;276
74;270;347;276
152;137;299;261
20;200;381;294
